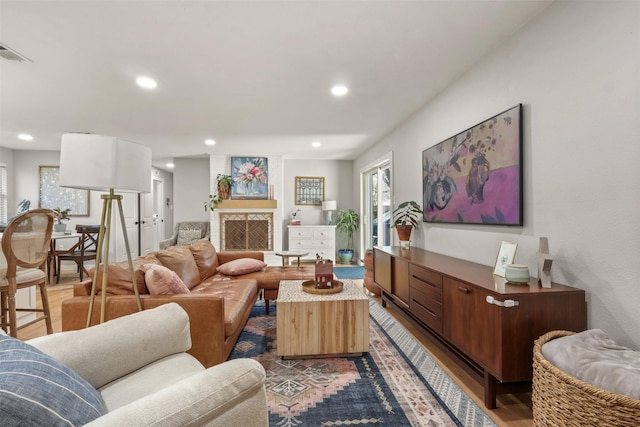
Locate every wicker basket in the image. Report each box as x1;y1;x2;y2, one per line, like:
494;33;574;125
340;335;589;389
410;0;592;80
532;330;640;426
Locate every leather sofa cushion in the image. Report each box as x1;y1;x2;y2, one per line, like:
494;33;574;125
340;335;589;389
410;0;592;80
91;254;160;295
155;246;201;289
191;279;258;338
189;239;219;280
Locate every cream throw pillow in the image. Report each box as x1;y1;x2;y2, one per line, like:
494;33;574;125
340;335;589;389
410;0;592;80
177;229;202;245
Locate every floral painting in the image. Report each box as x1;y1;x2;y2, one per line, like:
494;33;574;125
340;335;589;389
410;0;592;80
231;157;268;199
422;104;522;225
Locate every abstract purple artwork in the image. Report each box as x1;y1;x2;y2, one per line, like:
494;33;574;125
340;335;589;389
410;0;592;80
422;104;523;225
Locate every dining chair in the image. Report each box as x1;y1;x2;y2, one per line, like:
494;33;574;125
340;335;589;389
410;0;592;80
0;208;54;337
56;224;100;283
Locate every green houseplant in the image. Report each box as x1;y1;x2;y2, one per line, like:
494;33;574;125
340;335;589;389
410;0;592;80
391;201;422;244
204;194;222;212
52;207;71;232
335;208;359;264
216;174;232;200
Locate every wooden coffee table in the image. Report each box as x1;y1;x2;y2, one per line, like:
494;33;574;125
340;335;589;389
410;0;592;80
276;279;369;358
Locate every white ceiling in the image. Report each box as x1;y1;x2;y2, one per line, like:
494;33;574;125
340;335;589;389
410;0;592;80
0;0;551;170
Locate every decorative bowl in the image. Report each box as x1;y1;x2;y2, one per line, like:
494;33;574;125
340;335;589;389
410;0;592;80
505;264;530;284
301;280;343;294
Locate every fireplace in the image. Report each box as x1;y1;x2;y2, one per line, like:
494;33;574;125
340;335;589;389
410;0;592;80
220;212;273;251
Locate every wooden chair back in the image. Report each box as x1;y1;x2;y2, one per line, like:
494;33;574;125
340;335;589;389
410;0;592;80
1;209;54;337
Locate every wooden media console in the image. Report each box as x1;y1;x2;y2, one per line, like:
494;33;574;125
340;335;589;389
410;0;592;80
373;246;587;409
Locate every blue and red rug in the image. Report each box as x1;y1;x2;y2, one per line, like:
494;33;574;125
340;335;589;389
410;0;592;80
230;299;496;426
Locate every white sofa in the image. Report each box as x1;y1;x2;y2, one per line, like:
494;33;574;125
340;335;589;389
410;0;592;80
22;303;268;426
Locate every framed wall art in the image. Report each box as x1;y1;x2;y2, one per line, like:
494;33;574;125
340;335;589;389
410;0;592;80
295;176;324;206
230;157;268;200
493;241;518;277
422;104;523;225
38;166;90;215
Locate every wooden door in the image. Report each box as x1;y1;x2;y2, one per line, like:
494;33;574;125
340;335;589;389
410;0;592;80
373;248;391;293
392;257;409;307
443;277;501;376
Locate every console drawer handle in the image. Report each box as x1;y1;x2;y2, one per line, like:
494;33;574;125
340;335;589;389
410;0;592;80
411;274;437;288
458;286;471;294
412;298;437;318
486;296;519;308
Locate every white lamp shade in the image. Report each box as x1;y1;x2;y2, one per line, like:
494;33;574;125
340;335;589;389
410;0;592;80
59;133;152;193
322;200;337;211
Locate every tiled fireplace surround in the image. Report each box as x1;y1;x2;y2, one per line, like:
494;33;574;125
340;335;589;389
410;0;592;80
209;155;284;266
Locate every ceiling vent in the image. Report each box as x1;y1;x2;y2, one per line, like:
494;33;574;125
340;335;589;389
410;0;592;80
0;43;32;62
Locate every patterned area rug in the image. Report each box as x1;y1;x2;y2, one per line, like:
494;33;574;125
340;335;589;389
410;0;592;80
230;299;496;426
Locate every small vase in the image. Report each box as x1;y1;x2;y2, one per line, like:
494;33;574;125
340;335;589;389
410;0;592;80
54;223;66;233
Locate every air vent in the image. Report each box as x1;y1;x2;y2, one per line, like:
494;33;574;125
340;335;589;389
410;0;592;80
0;43;32;62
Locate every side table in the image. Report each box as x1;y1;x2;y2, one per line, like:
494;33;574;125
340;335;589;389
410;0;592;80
275;251;309;267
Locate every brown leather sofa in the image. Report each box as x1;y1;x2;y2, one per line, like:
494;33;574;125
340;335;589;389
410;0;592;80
61;239;314;368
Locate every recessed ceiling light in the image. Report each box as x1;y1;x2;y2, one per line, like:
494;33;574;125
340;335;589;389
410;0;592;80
311;141;321;148
331;85;349;97
18;133;33;141
205;139;216;146
166;163;175;168
136;76;157;89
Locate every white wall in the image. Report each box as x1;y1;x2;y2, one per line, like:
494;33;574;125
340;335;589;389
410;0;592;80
283;159;354;254
172;157;210;224
283;159;353;224
355;1;640;349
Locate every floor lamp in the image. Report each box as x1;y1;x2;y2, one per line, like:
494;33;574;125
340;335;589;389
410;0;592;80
59;133;152;326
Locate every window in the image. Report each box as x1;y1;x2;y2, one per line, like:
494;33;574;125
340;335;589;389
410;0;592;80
361;154;392;250
0;165;7;224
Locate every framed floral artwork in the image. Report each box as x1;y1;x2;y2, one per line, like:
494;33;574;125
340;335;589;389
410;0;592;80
231;157;268;199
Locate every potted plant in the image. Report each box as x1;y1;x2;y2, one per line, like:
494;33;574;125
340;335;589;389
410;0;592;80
204;194;222;212
335;208;359;264
53;207;71;232
17;199;31;213
216;174;232;200
391;201;422;246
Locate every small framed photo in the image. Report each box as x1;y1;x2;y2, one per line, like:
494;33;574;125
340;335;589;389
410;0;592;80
493;241;518;277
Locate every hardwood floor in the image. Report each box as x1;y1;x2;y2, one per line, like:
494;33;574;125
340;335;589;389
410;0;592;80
18;272;533;426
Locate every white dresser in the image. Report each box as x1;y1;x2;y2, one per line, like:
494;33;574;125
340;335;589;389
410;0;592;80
287;225;336;262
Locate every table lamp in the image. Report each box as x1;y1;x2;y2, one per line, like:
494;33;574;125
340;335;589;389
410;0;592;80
322;200;337;225
59;133;152;326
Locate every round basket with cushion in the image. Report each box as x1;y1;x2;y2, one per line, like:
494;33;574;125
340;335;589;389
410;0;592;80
532;330;640;427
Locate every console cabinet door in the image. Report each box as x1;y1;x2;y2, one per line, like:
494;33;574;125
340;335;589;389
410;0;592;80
373;248;391;293
392;257;410;307
443;277;502;376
